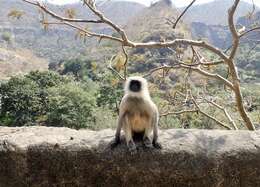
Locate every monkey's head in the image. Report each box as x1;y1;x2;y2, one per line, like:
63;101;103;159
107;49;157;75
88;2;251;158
125;76;149;97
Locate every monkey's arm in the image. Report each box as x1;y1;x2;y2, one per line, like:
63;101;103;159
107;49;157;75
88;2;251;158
111;114;124;149
152;108;162;149
115;114;124;142
111;98;127;148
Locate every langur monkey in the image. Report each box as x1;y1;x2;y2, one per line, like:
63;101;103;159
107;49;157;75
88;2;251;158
112;76;162;153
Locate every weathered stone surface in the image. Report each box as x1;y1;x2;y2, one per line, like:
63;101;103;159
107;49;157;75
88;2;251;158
0;127;260;187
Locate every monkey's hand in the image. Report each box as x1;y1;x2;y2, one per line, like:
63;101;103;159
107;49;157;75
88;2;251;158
127;140;137;155
143;137;153;149
110;136;121;149
153;140;162;149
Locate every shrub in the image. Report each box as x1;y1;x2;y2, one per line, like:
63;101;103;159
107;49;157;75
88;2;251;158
61;58;98;81
0;71;98;128
96;72;123;113
0;77;42;126
1;32;12;43
46;82;97;129
25;70;71;88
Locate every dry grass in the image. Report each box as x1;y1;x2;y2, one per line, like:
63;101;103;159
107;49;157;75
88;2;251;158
0;48;48;80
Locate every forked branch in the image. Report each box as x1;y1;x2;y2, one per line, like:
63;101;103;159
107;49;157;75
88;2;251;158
21;0;256;130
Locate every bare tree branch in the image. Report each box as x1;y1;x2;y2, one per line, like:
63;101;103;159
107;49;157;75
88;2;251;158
189;92;232;130
143;63;234;89
23;0;103;23
228;0;240;59
122;46;128;80
227;0;255;130
21;0;256;130
225;26;260;53
22;0;229;61
239;26;260;38
160;109;198;116
172;0;196;29
161;91;232;130
83;0;129;42
108;55;125;80
63;22;123;42
204;98;238;130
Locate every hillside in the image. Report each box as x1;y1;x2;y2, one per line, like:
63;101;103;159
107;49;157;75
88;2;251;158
191;22;231;48
190;10;260;82
125;0;190;41
191;10;260;48
123;0;191;72
1;0;258;81
0;47;48;79
0;0;259;132
0;0;144;27
183;0;259;25
0;0;145;63
237;11;260;41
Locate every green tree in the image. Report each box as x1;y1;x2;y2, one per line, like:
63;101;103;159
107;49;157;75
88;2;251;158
1;32;12;44
47;82;97;129
61;58;98;81
25;70;71;88
0;71;98;128
0;77;42;126
96;72;123;114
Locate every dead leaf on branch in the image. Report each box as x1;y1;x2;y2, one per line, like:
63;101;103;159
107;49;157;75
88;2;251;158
111;78;119;87
8;9;25;19
75;31;87;40
112;53;126;71
65;8;76;19
43;23;49;31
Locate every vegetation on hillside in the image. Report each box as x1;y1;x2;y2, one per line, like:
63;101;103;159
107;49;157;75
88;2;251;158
0;71;117;129
0;0;259;130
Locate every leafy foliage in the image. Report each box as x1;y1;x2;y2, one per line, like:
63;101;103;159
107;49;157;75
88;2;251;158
55;57;123;112
61;57;99;81
47;82;96;129
0;71;98;128
0;77;42;126
1;32;12;43
1;0;260;130
96;72;123;113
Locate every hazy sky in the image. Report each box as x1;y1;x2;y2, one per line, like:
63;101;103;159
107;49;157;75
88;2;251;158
47;0;260;7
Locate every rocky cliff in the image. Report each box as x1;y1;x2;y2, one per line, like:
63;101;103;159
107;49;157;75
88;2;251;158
0;127;260;187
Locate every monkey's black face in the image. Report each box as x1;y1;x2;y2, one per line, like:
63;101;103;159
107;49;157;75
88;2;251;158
129;80;141;92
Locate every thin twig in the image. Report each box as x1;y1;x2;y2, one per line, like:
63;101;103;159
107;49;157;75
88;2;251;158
161;91;232;130
108;56;125;80
23;0;103;23
22;0;256;130
204;98;238;130
22;0;229;61
228;0;240;59
173;0;196;29
121;46;128;80
239;26;260;38
189;92;232;130
143;63;234;89
160;109;198;117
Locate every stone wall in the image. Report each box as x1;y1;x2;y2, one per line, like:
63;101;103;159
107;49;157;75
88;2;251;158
0;127;260;187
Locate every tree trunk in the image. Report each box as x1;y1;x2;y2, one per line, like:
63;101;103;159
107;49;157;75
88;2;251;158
228;58;255;130
233;81;255;130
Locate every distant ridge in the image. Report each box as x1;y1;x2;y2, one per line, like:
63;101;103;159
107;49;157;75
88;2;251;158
125;0;190;41
181;0;259;25
0;0;145;63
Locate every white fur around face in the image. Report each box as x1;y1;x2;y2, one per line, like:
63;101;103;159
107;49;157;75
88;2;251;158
124;76;150;98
